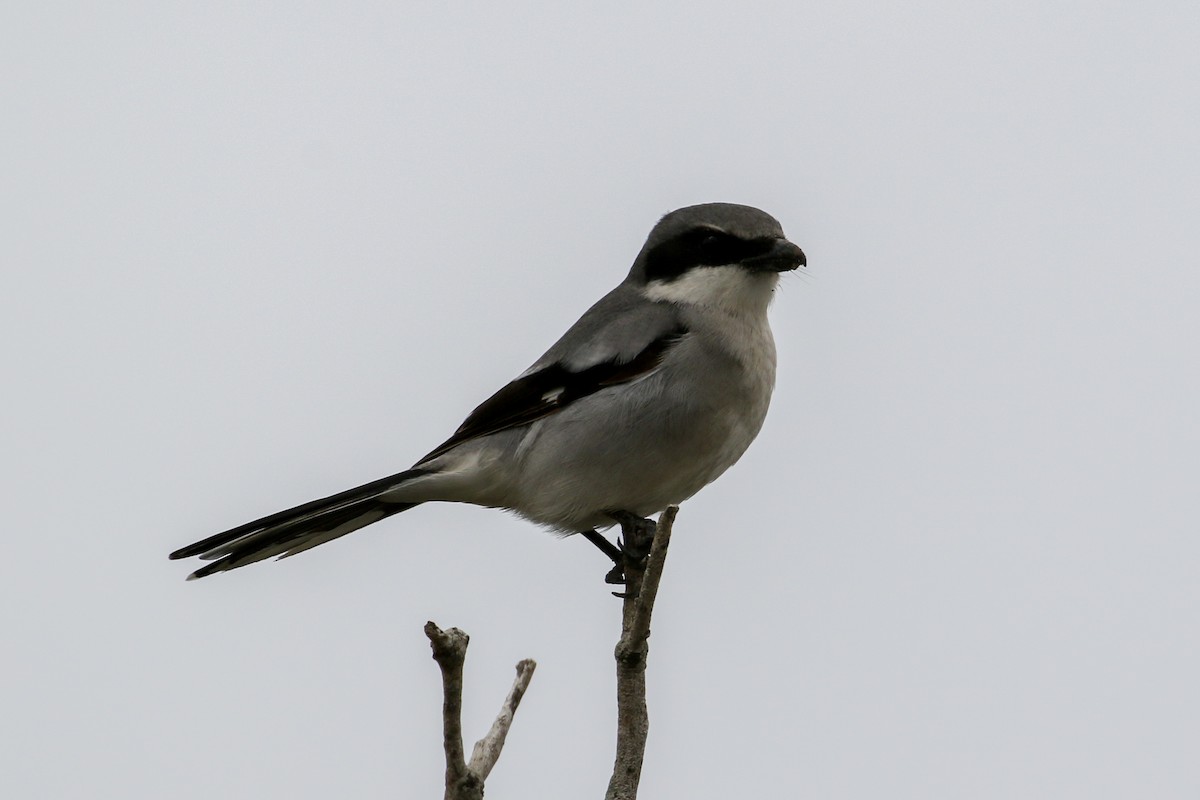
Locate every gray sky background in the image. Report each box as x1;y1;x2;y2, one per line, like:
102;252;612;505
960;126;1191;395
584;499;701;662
4;2;1198;798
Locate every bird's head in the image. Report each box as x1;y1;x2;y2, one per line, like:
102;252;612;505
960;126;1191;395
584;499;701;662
629;203;805;315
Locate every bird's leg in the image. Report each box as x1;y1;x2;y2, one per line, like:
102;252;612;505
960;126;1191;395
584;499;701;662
605;511;660;594
580;511;657;591
581;530;629;586
582;530;623;564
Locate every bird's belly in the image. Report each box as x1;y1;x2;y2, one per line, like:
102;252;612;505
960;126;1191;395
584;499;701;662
509;373;770;531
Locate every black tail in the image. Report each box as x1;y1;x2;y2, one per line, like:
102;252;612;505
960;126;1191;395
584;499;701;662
170;468;428;579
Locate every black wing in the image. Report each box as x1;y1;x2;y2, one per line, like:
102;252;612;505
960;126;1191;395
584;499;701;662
417;324;688;464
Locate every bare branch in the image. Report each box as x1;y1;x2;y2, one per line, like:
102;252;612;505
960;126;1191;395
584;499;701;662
425;508;673;800
468;659;538;780
425;622;474;799
606;505;677;800
425;621;537;800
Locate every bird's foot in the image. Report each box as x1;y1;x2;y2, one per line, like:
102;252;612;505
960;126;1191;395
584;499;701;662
607;510;656;564
578;511;657;596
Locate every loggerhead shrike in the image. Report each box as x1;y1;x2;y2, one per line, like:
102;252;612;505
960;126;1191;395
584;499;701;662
170;203;805;581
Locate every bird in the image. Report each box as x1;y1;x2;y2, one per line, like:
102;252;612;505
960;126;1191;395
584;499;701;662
170;203;805;581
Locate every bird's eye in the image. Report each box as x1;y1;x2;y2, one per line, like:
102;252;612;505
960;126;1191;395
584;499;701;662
643;227;740;280
695;230;737;264
697;230;735;254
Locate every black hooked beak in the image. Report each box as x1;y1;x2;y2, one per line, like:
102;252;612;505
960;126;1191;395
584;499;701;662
743;238;806;273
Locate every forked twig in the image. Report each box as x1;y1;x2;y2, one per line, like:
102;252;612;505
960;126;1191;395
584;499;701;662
425;622;537;800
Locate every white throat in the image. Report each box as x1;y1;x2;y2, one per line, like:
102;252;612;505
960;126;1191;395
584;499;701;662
642;265;778;317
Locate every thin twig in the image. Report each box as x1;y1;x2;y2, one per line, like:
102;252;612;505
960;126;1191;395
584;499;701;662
425;622;474;799
469;659;538;780
425;621;537;800
606;506;677;800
